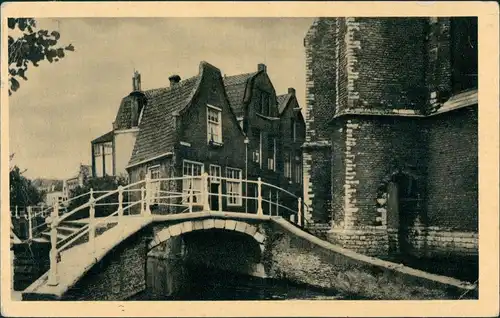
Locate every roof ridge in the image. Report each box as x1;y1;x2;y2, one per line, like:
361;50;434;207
224;71;257;77
144;74;199;95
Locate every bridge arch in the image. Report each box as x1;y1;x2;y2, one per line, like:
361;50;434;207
148;218;267;255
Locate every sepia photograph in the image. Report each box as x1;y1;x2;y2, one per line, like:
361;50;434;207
2;2;499;317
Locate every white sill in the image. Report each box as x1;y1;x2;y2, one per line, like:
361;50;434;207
227;202;243;207
208;141;224;147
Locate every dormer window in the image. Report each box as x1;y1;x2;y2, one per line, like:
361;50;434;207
130;98;146;128
137;106;145;126
207;104;222;145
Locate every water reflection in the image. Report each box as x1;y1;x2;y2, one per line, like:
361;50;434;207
131;264;343;301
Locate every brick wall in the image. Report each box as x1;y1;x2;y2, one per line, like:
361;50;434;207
327;111;477;257
407;226;478;257
331;122;346;227
426;18;452;110
304;18;337;141
304;17;478;259
63;228;151;300
348;18;428;111
425;106;478;231
334;116;427;228
178;65;246;172
303;18;336;224
264;219;477;299
127;157;177;214
302;147;331;223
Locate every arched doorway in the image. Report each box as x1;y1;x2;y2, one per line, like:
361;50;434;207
386;172;420;256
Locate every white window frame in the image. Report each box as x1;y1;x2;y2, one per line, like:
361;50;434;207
267;138;276;171
294;156;302;184
138;107;145;126
148;165;161;203
209;164;221;184
93;144;102;156
103;142;113;155
207;104;222;145
225;167;242;206
182;160;204;204
284;153;292;179
259;131;263;168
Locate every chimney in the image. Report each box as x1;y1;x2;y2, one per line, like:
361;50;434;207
288;87;296;95
132;71;141;91
169;75;181;86
257;63;267;73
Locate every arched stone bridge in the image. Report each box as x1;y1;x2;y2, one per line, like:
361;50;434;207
20;175;477;300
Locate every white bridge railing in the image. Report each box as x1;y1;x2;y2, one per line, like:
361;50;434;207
15;174;310;287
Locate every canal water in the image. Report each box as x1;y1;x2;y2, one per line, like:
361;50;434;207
129;265;344;301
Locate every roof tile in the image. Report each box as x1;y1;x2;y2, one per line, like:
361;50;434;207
223;72;257;118
128;76;200;166
277;93;293;115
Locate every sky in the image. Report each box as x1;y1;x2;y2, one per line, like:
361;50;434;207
9;17;314;180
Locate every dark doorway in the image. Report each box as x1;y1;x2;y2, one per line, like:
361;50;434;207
387;172;419;256
210;182;220;211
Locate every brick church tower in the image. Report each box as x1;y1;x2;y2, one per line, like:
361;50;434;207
303;17;478;258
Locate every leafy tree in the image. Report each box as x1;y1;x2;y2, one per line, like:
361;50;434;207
10;165;44;208
67;176;128;219
8;18;74;95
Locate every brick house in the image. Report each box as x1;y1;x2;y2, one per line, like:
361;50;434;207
303;17;478;259
223;64;305;212
90;61;303;216
91;60;305;216
122;61;247;213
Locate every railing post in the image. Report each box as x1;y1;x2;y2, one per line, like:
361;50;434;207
257;178;263;216
118;186;124;220
144;175;151;216
202;173;210;211
27;206;33;240
88;188;96;256
268;191;272;216
140;186;146;215
15;206;19;218
47;202;59;286
188;185;193;213
298;197;302;227
218;179;222;213
276;191;279;217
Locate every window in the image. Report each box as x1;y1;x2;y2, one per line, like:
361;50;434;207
207;105;222;144
103;142;113;155
284;153;292;179
267;138;276;171
260;92;270;116
226;167;242;206
93;144;102;156
293;155;302;184
148;165;161;203
209;164;221;184
182;160;204;203
252;129;262;167
138;106;145;126
237;117;244;130
291;119;297;141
